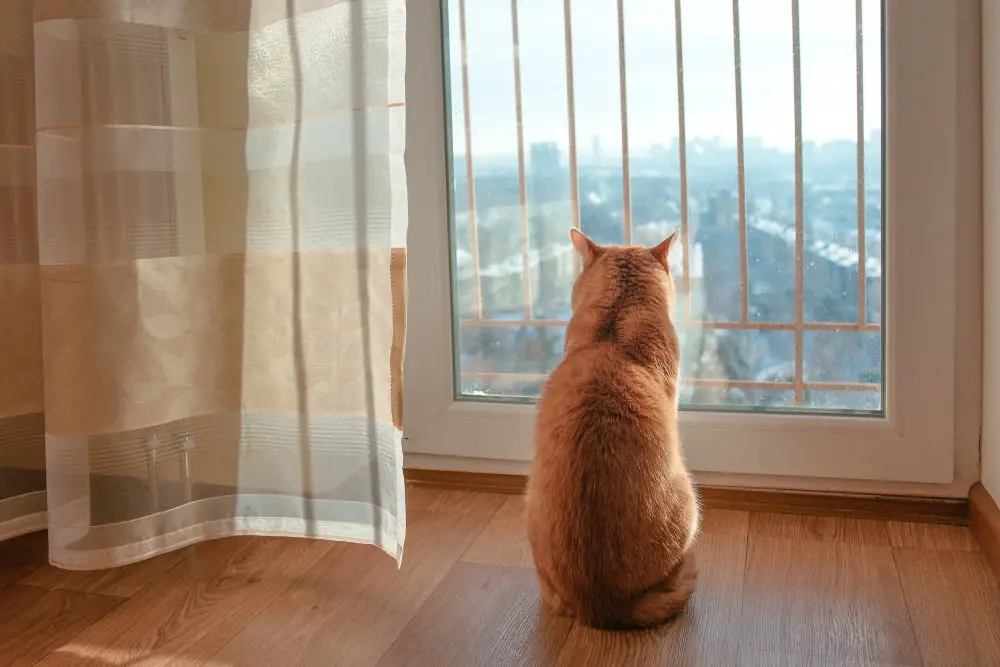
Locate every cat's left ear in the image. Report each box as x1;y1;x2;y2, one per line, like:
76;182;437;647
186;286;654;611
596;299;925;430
650;230;679;271
570;227;602;265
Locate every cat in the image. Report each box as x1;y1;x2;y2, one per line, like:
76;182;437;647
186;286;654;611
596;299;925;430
525;227;699;630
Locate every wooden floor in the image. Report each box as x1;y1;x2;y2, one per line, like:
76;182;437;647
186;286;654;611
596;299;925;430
1;487;999;667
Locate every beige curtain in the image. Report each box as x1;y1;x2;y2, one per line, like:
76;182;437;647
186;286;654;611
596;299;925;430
0;0;408;568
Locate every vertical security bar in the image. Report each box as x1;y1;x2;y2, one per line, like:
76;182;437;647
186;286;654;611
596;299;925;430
458;0;483;319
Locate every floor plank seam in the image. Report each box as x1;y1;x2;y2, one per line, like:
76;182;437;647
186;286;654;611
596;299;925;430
12;574;48;593
889;547;925;667
14;577;133;599
454;501;506;563
733;515;756;667
375;561;461;665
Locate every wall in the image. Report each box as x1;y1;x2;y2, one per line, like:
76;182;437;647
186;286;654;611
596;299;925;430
984;0;1000;501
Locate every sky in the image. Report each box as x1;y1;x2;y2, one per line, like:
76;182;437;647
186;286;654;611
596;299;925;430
447;0;882;156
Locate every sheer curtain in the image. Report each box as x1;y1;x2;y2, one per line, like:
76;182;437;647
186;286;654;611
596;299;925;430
0;0;408;568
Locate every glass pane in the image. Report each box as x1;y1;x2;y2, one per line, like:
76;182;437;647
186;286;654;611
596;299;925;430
800;0;860;324
741;0;796;324
522;0;574;321
572;0;626;246
445;0;884;415
458;325;564;399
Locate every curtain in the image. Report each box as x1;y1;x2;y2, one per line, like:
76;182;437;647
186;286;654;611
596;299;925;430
0;0;408;569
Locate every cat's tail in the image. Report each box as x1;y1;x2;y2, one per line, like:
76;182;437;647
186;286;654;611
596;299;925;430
628;553;697;628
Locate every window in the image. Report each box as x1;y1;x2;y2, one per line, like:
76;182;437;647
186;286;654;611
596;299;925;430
404;0;966;487
446;0;883;414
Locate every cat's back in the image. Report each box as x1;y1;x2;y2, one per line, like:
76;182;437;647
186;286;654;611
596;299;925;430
537;343;670;448
532;341;675;509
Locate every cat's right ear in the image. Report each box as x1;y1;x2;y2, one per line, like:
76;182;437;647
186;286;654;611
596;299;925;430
650;229;679;271
569;228;601;265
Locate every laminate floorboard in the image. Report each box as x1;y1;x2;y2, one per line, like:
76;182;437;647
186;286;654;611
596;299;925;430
0;530;48;590
0;488;996;666
461;495;534;568
893;547;1000;666
738;538;920;665
35;536;332;667
20;548;189;598
378;562;572;667
0;585;123;667
207;501;501;667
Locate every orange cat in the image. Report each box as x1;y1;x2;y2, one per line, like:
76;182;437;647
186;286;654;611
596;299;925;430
526;228;699;630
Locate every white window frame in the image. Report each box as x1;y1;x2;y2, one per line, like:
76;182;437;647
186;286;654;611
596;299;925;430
402;0;981;493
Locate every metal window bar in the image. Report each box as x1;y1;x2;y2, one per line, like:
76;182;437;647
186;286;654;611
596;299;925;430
563;0;581;235
732;0;750;323
451;0;880;405
791;0;806;405
461;371;877;395
855;0;867;325
510;0;533;320
673;0;693;319
617;0;633;245
562;0;584;279
460;318;879;333
457;0;484;319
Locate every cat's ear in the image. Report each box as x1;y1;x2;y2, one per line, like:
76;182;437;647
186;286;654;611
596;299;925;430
650;230;680;271
569;228;601;264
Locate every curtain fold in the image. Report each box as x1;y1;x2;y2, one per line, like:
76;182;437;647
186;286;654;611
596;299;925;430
0;0;408;568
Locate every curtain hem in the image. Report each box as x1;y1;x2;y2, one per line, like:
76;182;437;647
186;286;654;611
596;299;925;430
0;511;47;542
49;510;405;572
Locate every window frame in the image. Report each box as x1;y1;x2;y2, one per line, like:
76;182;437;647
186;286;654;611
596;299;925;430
402;0;981;492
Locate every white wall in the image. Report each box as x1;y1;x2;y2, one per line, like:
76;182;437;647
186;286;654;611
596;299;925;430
983;0;1000;500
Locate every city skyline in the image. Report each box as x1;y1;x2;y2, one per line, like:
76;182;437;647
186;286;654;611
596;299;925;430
450;137;883;410
452;130;883;163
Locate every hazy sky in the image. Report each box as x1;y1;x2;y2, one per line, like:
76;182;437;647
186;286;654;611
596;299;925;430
448;0;882;156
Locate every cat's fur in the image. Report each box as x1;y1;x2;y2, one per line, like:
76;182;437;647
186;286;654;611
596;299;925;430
526;228;699;630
